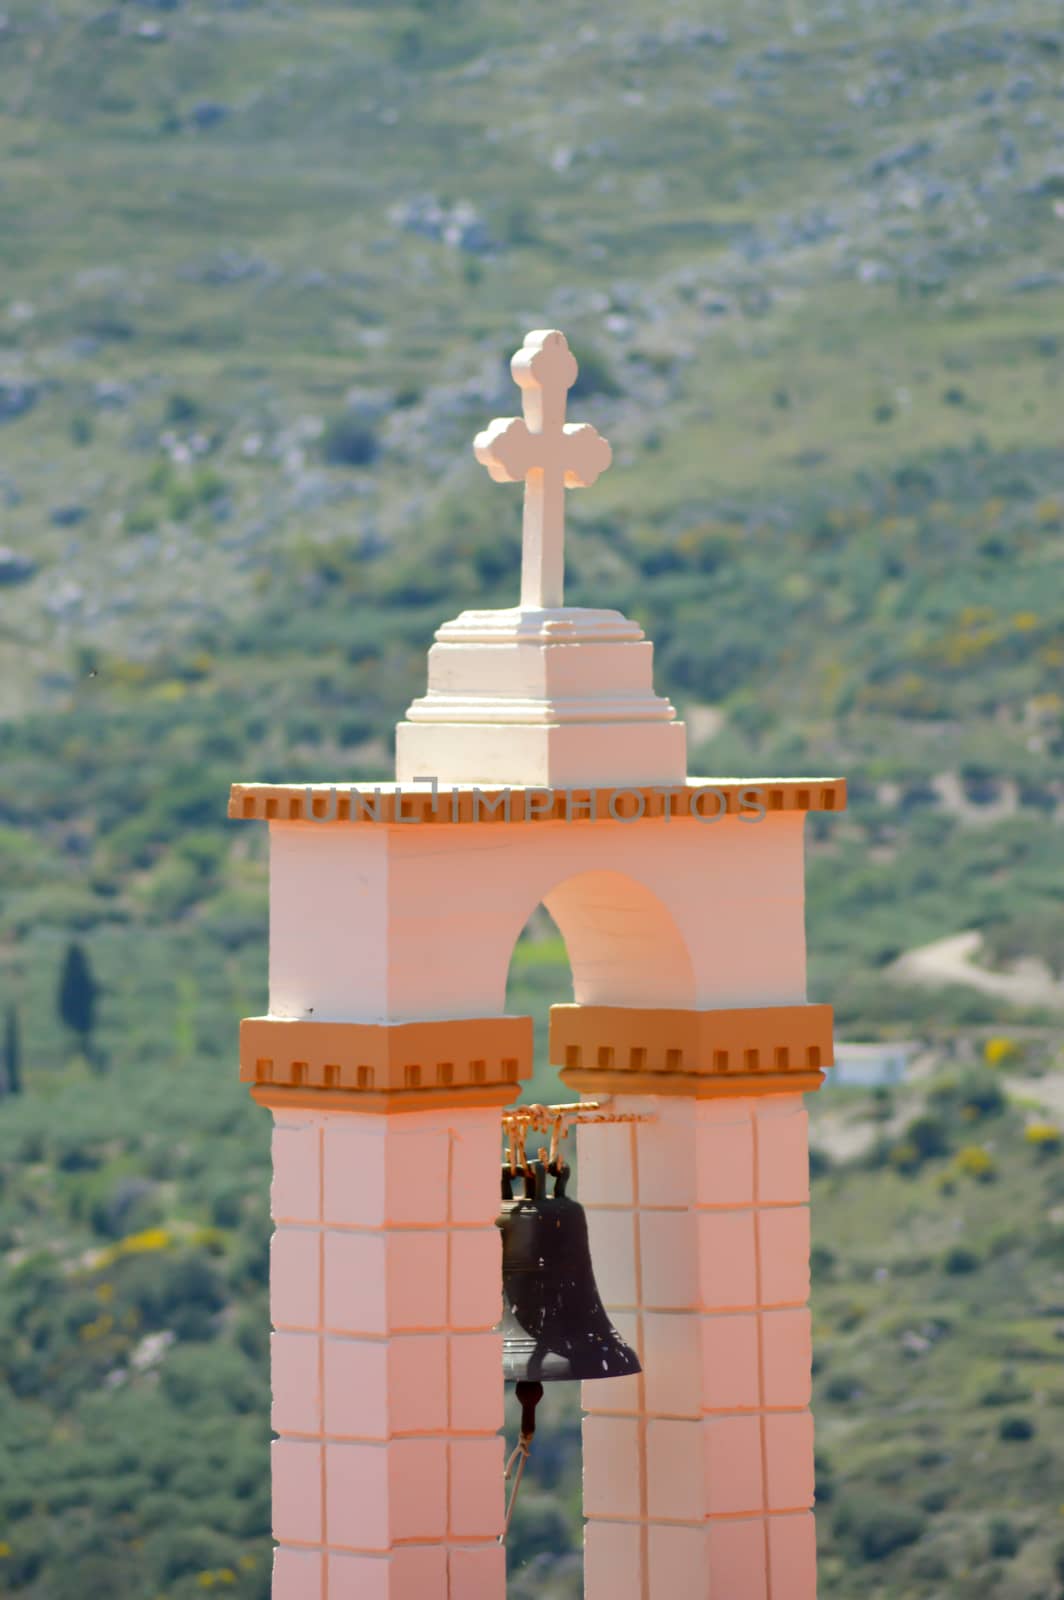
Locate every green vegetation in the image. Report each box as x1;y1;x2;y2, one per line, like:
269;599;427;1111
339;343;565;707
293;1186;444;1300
0;0;1062;1594
807;1066;1064;1596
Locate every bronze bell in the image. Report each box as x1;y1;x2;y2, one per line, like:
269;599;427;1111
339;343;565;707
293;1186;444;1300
495;1159;641;1384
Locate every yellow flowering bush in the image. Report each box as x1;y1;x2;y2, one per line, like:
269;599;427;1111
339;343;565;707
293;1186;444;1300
94;1227;172;1271
984;1037;1018;1068
955;1145;997;1182
78;1312;114;1342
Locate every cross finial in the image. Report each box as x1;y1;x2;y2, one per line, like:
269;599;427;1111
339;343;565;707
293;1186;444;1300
473;329;612;609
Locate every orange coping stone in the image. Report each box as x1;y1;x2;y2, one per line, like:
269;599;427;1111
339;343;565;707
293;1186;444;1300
552;1002;833;1098
227;777;846;826
239;1014;533;1108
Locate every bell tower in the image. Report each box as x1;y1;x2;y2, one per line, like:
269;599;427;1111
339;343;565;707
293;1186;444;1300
231;328;843;1598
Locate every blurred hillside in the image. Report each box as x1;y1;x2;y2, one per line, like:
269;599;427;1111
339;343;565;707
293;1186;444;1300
0;0;1063;1595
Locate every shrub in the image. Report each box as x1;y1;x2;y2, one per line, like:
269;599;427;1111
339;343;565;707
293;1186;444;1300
836;1300;869;1331
321;415;378;467
137;1491;186;1530
125;506;158;535
929;1070;1004;1119
809;1145;832;1178
943;1245;979;1275
988;1517;1021;1558
144;1526;237;1586
810;1243;836;1282
1026;1122;1062;1154
90;1177;162;1240
118;1245;222;1333
815;1452;835;1504
957;1074;1005;1120
568;344;620;400
199;888;267;951
834;1494;926;1561
234;1312;268;1362
980;1371;1032;1407
54;1135;105;1173
891;1113;949;1172
148;463;227;522
889;1139;921;1174
209;1184;245;1230
927;1073;960;1105
225;1487;271;1539
161;1344;261;1416
910;1549;950;1579
825;1373;862;1403
998;1415;1035;1441
165;392;200;424
906;1114;950;1161
955;1145;997;1182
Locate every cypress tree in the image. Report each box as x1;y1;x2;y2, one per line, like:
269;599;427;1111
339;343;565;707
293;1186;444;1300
58;941;98;1045
3;1004;20;1095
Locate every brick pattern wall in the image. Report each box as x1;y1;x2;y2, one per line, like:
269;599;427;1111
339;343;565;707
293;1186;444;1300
268;1105;507;1600
578;1094;817;1600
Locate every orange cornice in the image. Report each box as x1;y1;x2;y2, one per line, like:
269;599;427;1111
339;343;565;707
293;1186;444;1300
239;1014;532;1107
552;1003;833;1099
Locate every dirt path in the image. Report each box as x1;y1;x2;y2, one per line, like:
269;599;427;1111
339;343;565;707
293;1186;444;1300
890;931;1064;1012
1006;1075;1064;1118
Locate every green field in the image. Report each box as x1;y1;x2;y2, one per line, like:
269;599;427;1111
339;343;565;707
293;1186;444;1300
1;0;1063;1594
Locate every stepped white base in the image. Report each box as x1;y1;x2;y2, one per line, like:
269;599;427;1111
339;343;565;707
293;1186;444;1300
398;604;687;787
395;718;688;789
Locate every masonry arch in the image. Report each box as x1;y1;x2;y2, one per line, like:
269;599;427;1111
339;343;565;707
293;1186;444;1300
539;868;696;1010
502;866;696;1111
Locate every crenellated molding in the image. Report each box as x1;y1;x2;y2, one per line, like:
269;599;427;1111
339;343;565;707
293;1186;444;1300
552;1002;833;1098
240;1014;532;1113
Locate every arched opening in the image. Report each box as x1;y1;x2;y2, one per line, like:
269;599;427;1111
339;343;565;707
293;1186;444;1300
499;871;694;1595
544;867;696;1009
504;867;695;1104
505;900;570;1106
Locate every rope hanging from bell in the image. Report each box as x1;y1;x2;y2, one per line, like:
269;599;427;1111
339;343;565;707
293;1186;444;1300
499;1380;543;1542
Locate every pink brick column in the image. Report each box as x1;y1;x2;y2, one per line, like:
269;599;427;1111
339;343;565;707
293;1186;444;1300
578;1094;816;1600
268;1104;506;1600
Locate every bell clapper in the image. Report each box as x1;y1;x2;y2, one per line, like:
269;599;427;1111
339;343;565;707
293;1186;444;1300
499;1380;544;1543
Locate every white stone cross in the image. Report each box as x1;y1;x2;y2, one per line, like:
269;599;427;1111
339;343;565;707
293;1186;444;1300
473;328;612;609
